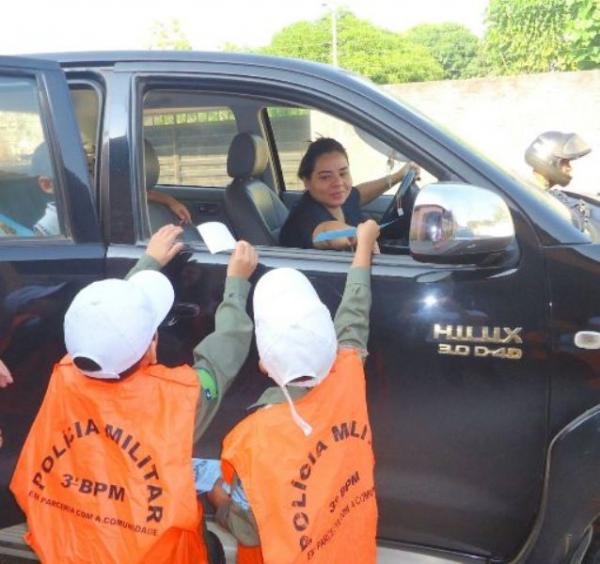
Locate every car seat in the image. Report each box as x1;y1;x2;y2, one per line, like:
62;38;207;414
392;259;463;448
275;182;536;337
224;133;288;245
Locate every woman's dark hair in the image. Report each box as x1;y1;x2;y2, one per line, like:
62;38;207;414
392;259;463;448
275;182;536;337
297;138;349;179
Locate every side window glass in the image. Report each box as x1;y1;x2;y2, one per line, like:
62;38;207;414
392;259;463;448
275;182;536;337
267;106;438;190
0;76;63;238
143;102;237;189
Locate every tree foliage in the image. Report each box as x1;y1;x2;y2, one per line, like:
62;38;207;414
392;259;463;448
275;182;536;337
148;19;192;51
564;0;600;69
258;10;444;84
404;23;481;79
483;0;600;74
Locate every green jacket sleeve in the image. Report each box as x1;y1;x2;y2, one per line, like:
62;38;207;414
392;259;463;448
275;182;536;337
333;266;372;355
192;276;253;442
125;255;253;443
125;254;162;279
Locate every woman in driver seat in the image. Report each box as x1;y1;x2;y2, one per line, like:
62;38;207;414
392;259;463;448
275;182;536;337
279;137;419;250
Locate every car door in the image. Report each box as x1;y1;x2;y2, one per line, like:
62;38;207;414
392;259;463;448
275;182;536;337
98;56;550;562
0;56;104;529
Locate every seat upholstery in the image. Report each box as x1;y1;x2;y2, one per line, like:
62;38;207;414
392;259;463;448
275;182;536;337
144;140;202;242
224;133;288;246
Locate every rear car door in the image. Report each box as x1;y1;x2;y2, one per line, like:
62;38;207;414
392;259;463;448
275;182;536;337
0;57;104;528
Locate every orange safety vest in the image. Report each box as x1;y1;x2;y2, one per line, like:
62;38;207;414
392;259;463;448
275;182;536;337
10;355;207;564
222;349;377;564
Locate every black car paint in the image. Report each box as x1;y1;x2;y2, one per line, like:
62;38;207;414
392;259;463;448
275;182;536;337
0;52;598;563
0;57;103;527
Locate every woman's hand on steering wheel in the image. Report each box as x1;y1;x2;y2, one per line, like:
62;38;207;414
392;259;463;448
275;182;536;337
395;162;420;185
381;163;420;227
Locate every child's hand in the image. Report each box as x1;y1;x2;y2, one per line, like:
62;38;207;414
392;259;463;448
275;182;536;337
227;241;258;279
356;220;380;249
167;200;192;224
146;225;185;267
352;220;380;267
0;359;13;388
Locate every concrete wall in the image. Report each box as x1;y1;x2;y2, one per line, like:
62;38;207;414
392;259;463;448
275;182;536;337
385;70;600;195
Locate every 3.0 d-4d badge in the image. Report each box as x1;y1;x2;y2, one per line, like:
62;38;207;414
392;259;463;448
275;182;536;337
433;324;523;360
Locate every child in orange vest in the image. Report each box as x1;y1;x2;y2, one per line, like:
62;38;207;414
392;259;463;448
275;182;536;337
11;225;258;564
209;220;380;564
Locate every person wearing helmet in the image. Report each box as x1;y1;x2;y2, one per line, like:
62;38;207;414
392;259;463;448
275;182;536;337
524;131;600;238
525;131;591;189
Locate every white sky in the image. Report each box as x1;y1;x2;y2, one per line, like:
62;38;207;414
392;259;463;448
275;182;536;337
2;0;489;55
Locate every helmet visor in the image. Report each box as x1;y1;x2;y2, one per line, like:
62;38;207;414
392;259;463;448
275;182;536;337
557;133;591;160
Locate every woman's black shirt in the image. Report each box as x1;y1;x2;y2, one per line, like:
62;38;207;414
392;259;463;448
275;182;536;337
279;188;363;248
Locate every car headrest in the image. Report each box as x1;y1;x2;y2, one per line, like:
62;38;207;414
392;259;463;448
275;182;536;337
144;140;160;190
227;133;269;179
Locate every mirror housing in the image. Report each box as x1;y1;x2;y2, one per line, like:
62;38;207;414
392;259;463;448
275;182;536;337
409;183;516;265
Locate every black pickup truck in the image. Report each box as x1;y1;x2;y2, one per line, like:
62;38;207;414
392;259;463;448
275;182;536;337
0;52;599;564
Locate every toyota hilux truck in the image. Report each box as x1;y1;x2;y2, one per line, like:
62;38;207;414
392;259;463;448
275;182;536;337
0;52;598;564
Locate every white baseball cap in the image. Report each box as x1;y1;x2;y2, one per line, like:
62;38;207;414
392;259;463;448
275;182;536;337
64;270;174;379
254;268;337;435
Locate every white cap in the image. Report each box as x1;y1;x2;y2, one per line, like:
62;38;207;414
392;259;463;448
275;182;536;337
253;268;337;435
64;270;174;379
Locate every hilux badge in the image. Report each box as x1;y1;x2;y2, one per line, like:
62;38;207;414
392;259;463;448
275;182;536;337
433;324;523;360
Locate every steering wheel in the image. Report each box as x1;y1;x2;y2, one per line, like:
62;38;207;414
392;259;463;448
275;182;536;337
380;169;419;235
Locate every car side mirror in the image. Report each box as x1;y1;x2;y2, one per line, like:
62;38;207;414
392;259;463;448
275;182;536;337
409;183;516;265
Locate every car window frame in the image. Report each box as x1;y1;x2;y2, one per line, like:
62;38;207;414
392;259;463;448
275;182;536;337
67;76;105;203
125;68;535;268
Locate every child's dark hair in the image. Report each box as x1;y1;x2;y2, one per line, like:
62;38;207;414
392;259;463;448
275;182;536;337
297;138;349;180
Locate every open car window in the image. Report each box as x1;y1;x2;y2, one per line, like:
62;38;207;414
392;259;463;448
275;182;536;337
266;106;439;253
134;84;439;255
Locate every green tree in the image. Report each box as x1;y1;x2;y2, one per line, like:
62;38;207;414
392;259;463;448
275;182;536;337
483;0;599;74
564;0;600;69
259;10;444;84
148;19;192;51
404;23;481;79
